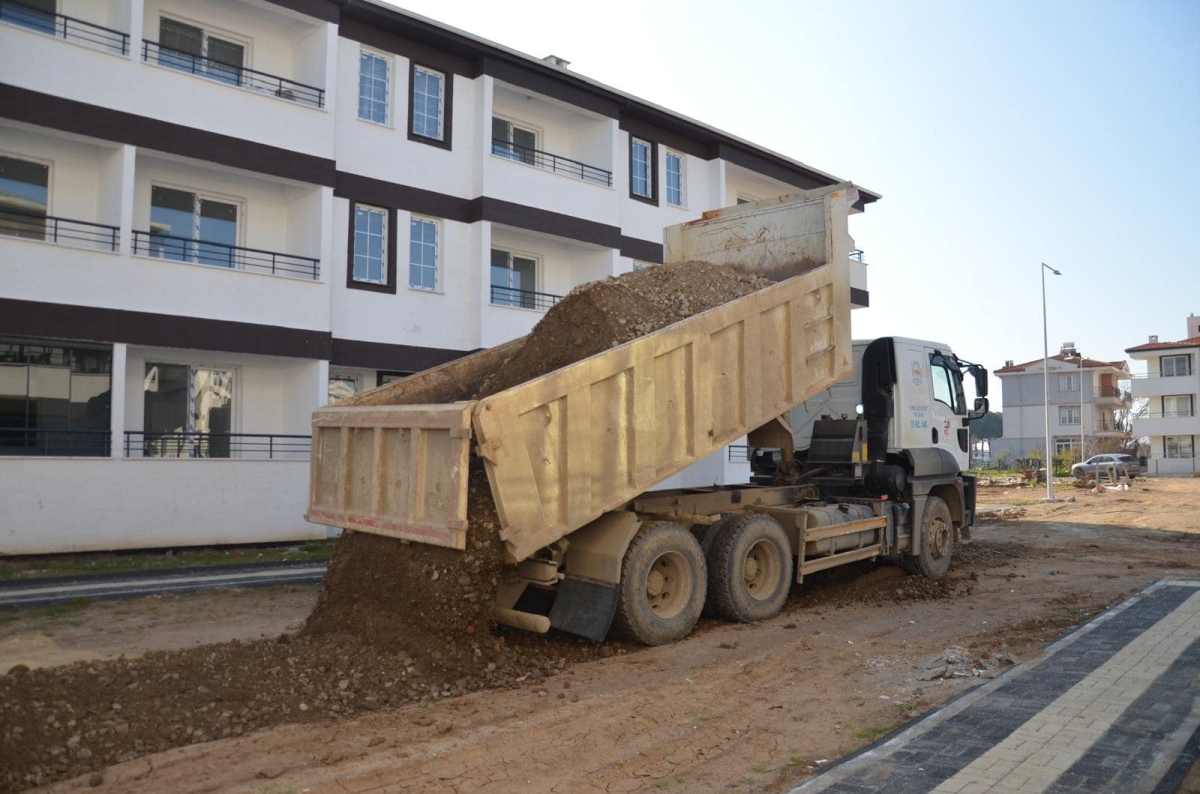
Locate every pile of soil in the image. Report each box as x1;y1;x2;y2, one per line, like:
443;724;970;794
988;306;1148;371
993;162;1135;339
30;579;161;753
475;261;773;397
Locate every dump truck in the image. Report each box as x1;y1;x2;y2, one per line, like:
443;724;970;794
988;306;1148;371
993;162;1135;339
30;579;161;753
305;184;989;645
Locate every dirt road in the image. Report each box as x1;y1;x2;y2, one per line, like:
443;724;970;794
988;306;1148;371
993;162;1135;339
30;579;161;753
10;477;1193;793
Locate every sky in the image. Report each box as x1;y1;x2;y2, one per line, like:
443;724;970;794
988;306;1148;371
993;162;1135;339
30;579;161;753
387;0;1199;404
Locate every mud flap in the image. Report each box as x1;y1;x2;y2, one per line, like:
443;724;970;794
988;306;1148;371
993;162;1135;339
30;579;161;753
549;577;618;642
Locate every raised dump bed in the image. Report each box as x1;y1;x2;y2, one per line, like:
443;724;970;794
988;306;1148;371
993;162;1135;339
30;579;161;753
306;185;857;565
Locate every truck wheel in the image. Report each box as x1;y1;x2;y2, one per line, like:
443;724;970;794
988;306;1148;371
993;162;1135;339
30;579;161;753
706;514;793;623
905;496;953;581
613;522;706;646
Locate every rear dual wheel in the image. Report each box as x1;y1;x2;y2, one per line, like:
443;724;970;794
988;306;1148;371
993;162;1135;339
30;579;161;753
706;514;793;623
613;522;706;646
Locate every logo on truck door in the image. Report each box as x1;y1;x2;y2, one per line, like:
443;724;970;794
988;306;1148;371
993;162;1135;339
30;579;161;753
910;361;923;387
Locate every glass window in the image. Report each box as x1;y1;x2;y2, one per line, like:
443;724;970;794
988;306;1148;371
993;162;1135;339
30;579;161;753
1;0;56;34
1059;406;1081;425
1163;395;1193;418
1162;355;1192;377
1055;438;1080;454
204;36;245;86
929;354;963;414
491;118;537;164
408;216;438;291
353;204;388;284
0;155;49;241
328;376;357;404
358;51;389;124
490;249;538;309
143;364;234;458
411;66;445;140
630;138;652;198
149;186;238;268
1165;436;1195;459
1057;374;1079;392
158;18;244;86
377;371;411;387
665;151;684;207
0;338;111;457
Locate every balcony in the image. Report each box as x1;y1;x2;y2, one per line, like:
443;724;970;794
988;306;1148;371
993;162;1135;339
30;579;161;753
124;431;311;461
132;230;319;280
489;285;562;312
1;209;119;252
1093;417;1130;435
1093;385;1132;404
491;139;611;187
1134;409;1198;438
0;0;128;55
850;249;866;262
142;40;324;109
0;428;111;457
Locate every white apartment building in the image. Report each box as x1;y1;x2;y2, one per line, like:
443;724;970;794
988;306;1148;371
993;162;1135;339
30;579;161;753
991;345;1132;461
0;0;877;554
1126;315;1200;476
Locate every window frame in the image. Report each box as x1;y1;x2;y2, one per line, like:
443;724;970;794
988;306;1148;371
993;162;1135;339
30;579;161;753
490;247;541;309
356;48;392;126
408;214;440;293
1163;394;1194;418
408;62;452;149
664;149;685;208
1164;435;1195;459
141;360;238;459
1058;405;1081;426
629;136;657;205
346;202;396;294
327;374;358;405
491;115;540;165
146;182;244;267
1057;373;1080;393
0;151;53;242
156;14;252;88
1162;354;1192;377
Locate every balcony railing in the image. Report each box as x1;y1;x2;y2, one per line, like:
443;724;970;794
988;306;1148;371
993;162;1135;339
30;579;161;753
124;431;311;460
1132;370;1195;378
1;208;119;251
1141;410;1197;419
132;230;320;280
0;428;111;457
490;285;561;312
849;249;865;262
1093;418;1130;433
142;40;325;109
492;139;612;187
0;0;129;55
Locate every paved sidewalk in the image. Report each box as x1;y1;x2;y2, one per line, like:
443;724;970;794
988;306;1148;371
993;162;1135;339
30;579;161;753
792;578;1200;794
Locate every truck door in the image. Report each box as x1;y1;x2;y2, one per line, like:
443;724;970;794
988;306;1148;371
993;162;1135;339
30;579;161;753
925;348;970;471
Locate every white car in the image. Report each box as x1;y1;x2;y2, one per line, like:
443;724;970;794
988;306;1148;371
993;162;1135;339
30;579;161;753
1071;454;1141;479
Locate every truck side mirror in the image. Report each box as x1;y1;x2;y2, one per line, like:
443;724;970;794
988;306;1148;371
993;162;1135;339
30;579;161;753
973;369;988;397
969;397;989;420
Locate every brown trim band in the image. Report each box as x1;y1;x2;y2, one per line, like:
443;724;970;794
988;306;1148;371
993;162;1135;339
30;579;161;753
0;85;337;187
339;17;481;79
335;171;472;219
471;197;622;249
850;287;870;308
483;57;619;120
619;116;708;161
0;299;332;359
619;236;664;264
261;0;339;23
331;338;472;371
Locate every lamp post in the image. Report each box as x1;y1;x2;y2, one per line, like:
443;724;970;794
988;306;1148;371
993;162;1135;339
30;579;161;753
1042;262;1062;502
1078;351;1085;463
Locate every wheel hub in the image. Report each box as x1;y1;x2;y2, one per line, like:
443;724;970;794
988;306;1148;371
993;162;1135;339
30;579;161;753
929;517;950;559
645;551;692;618
742;539;782;599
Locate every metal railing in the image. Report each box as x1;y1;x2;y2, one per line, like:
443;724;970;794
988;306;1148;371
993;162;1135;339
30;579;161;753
490;285;561;312
1131;370;1195;378
0;0;129;54
0;428;111;457
491;139;612;187
142;40;325;109
1;208;119;251
849;249;866;262
132;230;319;280
1141;410;1197;419
1093;418;1130;433
728;445;751;463
124;431;311;460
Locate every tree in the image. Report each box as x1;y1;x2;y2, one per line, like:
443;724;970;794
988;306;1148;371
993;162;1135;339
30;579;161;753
969;410;1003;440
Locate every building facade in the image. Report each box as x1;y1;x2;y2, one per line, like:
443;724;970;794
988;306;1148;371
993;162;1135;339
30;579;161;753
1126;315;1199;476
992;346;1131;461
0;0;877;554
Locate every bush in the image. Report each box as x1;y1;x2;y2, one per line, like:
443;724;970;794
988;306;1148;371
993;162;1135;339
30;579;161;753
994;449;1012;470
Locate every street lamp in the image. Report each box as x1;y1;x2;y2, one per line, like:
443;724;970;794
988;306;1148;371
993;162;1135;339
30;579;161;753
1042;262;1062;502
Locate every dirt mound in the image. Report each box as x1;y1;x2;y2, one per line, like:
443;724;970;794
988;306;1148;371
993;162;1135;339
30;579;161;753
476;261;773;397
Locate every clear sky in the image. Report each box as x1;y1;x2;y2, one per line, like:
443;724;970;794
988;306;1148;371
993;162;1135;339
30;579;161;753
387;0;1199;401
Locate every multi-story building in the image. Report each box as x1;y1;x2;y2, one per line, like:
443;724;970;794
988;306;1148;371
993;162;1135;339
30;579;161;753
0;0;878;554
1126;315;1199;476
992;345;1131;461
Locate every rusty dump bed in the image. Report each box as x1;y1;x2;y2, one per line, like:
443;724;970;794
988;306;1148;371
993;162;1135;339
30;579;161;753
306;185;858;564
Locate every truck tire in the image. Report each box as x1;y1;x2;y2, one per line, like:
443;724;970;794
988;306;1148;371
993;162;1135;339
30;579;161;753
904;496;953;581
699;515;736;618
613;522;707;646
706;514;793;623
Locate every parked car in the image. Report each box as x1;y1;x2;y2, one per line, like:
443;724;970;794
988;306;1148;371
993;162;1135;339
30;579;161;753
1071;454;1141;479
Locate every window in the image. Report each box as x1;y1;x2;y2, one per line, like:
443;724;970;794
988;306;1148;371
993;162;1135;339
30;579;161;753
1;0;55;35
328;375;357;404
630;137;654;201
1055;438;1080;454
490;249;538;309
0;155;49;241
149;186;239;268
665;151;684;207
0;338;112;456
1165;436;1195;459
352;204;388;285
408;216;438;291
1058;374;1080;392
1059;405;1081;426
143;364;233;458
492;118;537;164
410;64;447;143
357;50;390;124
376;371;411;387
158;17;245;87
1163;395;1194;418
1162;355;1192;377
929;353;965;414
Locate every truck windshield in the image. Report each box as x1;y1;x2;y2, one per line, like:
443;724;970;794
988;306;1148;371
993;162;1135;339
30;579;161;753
929;354;966;415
